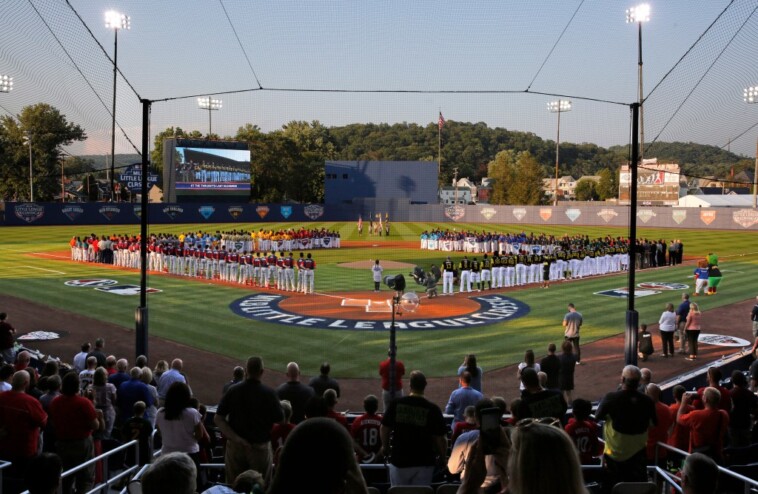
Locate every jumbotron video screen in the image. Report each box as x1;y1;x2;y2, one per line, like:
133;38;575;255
173;146;251;199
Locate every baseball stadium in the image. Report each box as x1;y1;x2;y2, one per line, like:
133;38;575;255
4;1;758;493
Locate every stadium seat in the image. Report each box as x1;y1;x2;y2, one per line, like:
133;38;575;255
611;482;657;494
388;486;434;494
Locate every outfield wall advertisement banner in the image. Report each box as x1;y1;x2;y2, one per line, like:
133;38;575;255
2;202;757;230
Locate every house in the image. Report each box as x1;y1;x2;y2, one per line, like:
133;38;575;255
478;178;493;204
439;186;472;205
454;178;478;202
542;175;576;201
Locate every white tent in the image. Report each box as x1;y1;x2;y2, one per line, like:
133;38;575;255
677;194;755;208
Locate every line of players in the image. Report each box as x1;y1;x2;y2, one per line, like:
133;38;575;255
439;246;630;294
104;241;318;294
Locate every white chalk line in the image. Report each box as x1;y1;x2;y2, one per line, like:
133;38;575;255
18;266;66;274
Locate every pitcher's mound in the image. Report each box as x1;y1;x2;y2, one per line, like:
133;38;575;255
339;260;416;269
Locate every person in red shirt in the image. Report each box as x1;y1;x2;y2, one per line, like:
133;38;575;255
379;355;405;412
645;384;674;466
677;387;729;464
691;367;731;411
270;400;296;452
0;370;47;477
49;371;102;494
324;389;349;431
667;386;693;453
351;394;383;457
564;398;601;465
450;405;478;445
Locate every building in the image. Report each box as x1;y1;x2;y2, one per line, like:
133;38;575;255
677;194;755;208
542;175;576;201
439;186;472;205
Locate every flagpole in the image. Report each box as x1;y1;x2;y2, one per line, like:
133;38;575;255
438;111;442;177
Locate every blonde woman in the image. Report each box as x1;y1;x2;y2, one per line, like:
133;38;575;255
685;303;702;361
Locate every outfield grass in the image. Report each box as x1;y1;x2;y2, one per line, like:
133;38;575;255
0;222;755;378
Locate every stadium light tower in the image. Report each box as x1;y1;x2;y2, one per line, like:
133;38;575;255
744;86;758;208
547;100;572;206
198;97;222;137
105;10;130;202
626;3;650;159
0;75;13;93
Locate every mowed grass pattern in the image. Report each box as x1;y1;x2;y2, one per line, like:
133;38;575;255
0;222;755;377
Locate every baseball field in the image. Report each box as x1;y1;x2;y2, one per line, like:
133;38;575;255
1;221;756;394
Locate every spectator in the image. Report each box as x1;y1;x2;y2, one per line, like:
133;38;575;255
381;370;447;486
446;371;484;422
645;384;673;466
25;453;62;494
49;371;101;494
153;360;169;383
677;387;729;464
563;303;583;365
14;350;39;380
38;360;60;393
202;469;265;494
324;388;349;430
520;367;567;421
692;367;731;411
117;367;154;426
638;324;654;361
638;368;652;393
157;358;188;406
564;398;600;465
507;422;586;494
0;370;47;479
108;358;130;389
121;401;153;466
86;338;107;368
457;354;483;392
0;312;17;364
267;418;368;494
540;344;561;390
658;303;676;357
39;374;61;410
141;452;196;494
595;365;657;491
448;398;510;492
222;366;245;398
270;400;295;451
73;343;90;373
308;362;341;398
451;405;478;444
517;349;541;391
0;363;13;392
88;367;118;438
559;340;577;403
379;353;405;412
675;294;691;355
79;356;97;392
105;355;117;375
140;367;159;427
729;370;758;447
276;362;315;424
156;382;202;487
135;354;148;369
351;395;383;456
214;356;283;483
680;452;719;494
667;385;693;452
685;303;702;361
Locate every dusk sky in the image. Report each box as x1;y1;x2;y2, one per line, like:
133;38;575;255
2;0;758;160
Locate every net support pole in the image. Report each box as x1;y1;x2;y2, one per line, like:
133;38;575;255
136;98;151;360
625;102;640;366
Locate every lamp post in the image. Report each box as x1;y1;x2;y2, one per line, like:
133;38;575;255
105;10;130;202
626;3;650;159
198;97;222;137
743;86;758;208
0;75;12;93
382;275;419;403
547;100;572;206
23;132;33;202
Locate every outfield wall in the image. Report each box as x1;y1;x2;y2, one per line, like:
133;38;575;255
2;202;758;230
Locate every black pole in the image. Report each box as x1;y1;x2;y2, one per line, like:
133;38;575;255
388;295;398;402
110;29;118;202
136;99;151;360
625;102;640;366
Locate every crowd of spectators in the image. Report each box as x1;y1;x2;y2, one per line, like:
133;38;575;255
0;329;753;494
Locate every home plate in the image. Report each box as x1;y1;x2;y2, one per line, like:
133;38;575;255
341;298;393;313
341;298;369;307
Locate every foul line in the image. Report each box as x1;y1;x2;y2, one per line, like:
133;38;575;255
18;266;66;274
31;252;69;259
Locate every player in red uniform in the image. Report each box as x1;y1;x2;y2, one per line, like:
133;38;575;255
351;394;383;457
564;398;601;465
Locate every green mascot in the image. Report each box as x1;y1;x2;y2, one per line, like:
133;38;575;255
706;253;722;295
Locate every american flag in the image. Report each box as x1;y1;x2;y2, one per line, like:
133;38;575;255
438;111;446;130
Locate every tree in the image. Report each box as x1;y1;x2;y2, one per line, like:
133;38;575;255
0;103;85;201
63;156;96;179
487;150;516;204
575;178;599;201
508;151;545;205
596;167;617;200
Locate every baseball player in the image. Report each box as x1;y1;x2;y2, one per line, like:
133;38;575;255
515;251;527;286
470;257;481;292
303;253;316;294
266;251;278;288
481;254;493;290
442;256;455;295
284;252;296;291
459;256;472;293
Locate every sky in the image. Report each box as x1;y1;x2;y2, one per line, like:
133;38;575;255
1;0;758;161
